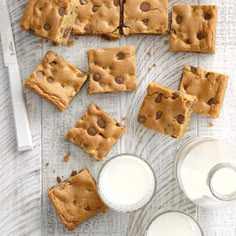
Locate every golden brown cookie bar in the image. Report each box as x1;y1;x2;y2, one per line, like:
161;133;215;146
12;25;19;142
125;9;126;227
48;168;107;231
170;4;217;53
179;65;229;118
72;0;120;39
87;46;137;93
21;0;79;45
66;104;126;160
25;50;87;112
138;83;197;138
123;0;168;35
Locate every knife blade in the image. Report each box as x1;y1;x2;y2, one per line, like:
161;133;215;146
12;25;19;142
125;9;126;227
0;0;33;151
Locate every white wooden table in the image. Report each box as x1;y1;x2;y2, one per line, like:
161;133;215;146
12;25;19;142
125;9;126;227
0;0;236;235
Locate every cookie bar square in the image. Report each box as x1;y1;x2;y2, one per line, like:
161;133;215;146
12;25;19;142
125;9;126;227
123;0;168;36
25;51;87;112
179;65;229;117
87;46;137;93
21;0;79;45
72;0;120;39
170;4;217;53
137;83;197;138
66;104;126;160
48;168;107;231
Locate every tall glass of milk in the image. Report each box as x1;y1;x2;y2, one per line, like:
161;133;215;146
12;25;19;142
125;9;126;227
175;137;236;207
146;210;203;236
98;154;156;212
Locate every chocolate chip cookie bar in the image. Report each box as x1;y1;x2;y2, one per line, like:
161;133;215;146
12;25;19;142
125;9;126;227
179;65;229;117
72;0;120;39
123;0;168;36
66;104;126;160
87;46;137;93
170;4;217;53
25;51;87;112
138;83;197;138
21;0;79;45
48;168;107;231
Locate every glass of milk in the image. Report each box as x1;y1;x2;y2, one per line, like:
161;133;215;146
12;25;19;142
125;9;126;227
175;137;236;208
98;154;156;212
146;210;203;236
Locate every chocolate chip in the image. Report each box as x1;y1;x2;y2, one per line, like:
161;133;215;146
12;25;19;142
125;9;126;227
47;77;54;83
36;71;44;78
92;6;99;12
80;0;87;5
207;98;217;105
58;7;66;16
177;114;185;124
56;176;61;183
205;72;211;78
87;127;97;136
84;206;91;211
172;92;179;99
50;61;57;66
176;15;182;24
185;39;191;44
142;19;149;25
155;94;163;103
84;25;92;33
44;23;51;31
115;76;124;84
71;170;77;176
73;200;77;205
93;73;101;81
190;66;197;74
204;13;211;20
97;119;106;128
137;115;146;123
116;52;125;60
156;111;162;120
197;31;206;40
140;2;150;12
113;0;119;6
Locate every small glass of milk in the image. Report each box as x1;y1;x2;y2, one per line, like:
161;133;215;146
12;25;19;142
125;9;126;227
175;137;236;208
98;154;156;212
146;210;203;236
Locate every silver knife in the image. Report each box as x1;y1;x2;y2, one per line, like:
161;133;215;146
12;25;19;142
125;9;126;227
0;0;33;151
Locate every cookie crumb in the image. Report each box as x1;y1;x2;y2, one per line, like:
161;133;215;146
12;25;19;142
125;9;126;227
74;36;79;40
53;169;56;174
147;51;151;57
164;39;169;45
153;63;156;67
67;40;74;47
63;151;71;163
45;162;49;167
208;122;214;127
52;41;59;47
71;170;77;176
56;176;62;183
122;116;127;121
37;38;44;44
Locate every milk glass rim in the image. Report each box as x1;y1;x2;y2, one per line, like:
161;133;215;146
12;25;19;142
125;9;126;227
145;210;204;236
97;153;157;212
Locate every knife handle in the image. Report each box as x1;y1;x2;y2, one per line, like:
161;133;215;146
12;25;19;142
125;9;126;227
8;64;33;151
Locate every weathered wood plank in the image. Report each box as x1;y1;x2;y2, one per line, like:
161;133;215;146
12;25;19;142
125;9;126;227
0;0;236;235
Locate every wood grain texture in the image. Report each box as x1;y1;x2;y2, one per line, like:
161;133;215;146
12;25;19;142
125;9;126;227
0;0;235;235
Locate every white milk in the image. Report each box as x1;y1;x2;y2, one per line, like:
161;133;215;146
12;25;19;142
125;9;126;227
146;211;202;236
176;137;236;207
98;154;156;211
